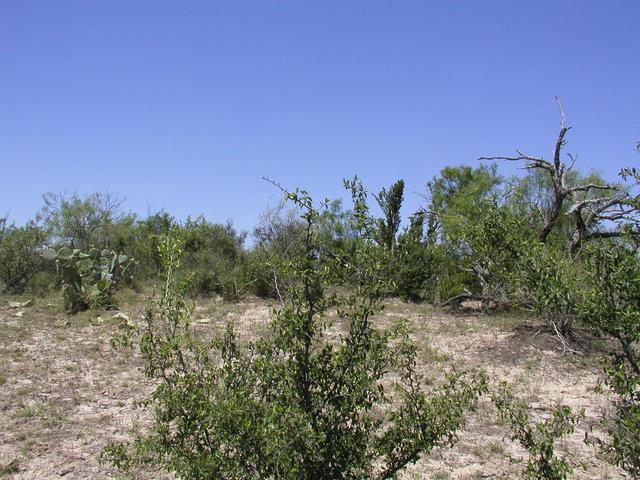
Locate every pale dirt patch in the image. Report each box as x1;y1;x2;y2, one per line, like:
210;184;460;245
0;297;624;479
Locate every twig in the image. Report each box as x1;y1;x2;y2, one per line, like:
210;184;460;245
273;271;284;307
549;320;581;355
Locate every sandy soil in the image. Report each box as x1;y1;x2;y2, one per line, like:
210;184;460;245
0;295;625;479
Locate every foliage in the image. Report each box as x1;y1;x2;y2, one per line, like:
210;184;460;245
179;216;249;299
122;210;176;279
0;216;9;240
104;185;488;480
252;204;306;299
507;168;618;250
0;223;48;294
315;198;358;251
459;199;536;305
492;383;582;480
525;247;579;337
374;179;405;251
426;164;502;246
393;213;438;301
37;191;130;251
43;246;134;313
452;197;583;336
577;245;640;477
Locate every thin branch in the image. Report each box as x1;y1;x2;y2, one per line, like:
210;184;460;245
262;176;291;197
555;95;565;129
273;272;285;307
566;183;618;195
479;154;551;171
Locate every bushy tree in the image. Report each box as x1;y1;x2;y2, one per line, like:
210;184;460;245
179;216;249;299
123;210;176;278
393;212;441;302
252;203;307;300
0;222;48;293
315;198;358;251
457;199;536;306
426;164;502;246
37;191;131;250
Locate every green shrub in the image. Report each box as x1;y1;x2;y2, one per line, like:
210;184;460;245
0;223;47;294
179;216;248;298
26;271;56;297
432;258;478;304
457;201;580;334
251;204;307;300
393;214;439;302
122;210;175;279
104;187;488;480
525;247;579;337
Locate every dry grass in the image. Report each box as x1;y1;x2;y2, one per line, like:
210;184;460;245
0;293;624;479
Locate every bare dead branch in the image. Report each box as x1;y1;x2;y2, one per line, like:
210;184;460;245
555;96;565;129
479;154;552;171
566;183;617;195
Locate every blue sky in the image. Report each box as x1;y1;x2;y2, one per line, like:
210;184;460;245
2;1;639;233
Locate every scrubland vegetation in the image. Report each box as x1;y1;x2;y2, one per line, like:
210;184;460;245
1;115;640;479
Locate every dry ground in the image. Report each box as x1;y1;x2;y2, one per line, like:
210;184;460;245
0;292;625;479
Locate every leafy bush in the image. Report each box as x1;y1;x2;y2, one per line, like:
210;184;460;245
426;164;502;246
524;247;579;337
0;223;47;294
122;210;175;279
179;216;248;299
251;204;307;300
457;200;580;335
393;213;439;301
458;200;536;306
104;187;488;480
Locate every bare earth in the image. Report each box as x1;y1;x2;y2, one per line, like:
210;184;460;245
0;294;625;479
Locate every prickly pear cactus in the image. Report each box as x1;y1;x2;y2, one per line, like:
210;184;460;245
42;247;134;313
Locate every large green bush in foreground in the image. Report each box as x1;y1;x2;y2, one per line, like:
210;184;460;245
104;185;487;479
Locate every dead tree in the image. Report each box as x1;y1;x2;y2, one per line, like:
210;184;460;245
480;98;623;251
568;195;640;255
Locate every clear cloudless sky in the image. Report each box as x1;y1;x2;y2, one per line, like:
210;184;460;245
1;1;639;234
